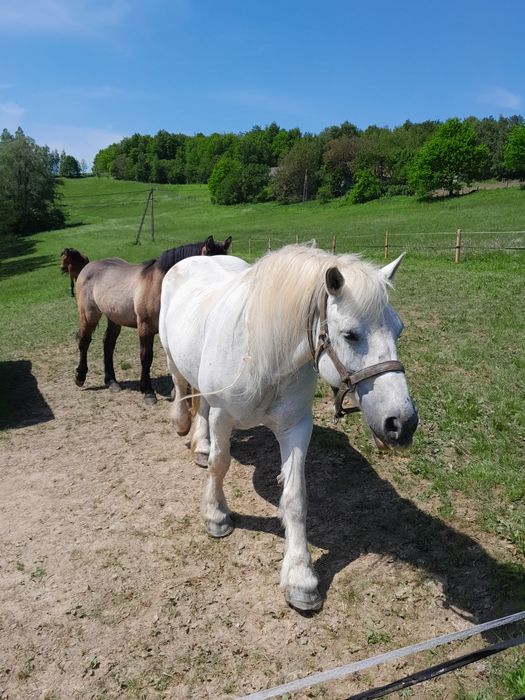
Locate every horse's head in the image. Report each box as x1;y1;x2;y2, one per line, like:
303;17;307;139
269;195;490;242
316;253;418;449
202;235;233;256
59;249;70;273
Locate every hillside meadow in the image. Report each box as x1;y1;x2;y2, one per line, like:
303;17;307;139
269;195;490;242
1;179;524;697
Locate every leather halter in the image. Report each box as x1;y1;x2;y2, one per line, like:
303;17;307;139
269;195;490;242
307;289;405;423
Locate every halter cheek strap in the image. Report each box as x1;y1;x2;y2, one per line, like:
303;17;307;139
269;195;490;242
307;289;405;423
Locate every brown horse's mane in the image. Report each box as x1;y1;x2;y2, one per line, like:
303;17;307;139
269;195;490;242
141;241;208;276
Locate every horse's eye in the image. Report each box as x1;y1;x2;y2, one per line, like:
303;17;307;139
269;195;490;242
343;330;360;343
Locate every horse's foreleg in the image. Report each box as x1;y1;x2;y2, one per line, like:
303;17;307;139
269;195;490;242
202;407;234;538
191;396;210;467
138;326;156;405
103;320;122;393
275;413;321;612
70;276;75;297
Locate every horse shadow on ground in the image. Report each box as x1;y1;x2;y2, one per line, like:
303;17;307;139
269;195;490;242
0;360;54;429
82;374;173;398
230;425;524;636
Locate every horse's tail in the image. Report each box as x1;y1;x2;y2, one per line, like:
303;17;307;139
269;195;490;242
190;390;200;418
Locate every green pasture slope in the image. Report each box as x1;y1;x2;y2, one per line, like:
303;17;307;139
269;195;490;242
1;178;525;693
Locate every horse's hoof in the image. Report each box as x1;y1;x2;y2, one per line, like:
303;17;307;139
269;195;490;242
107;380;122;393
285;587;323;612
194;451;209;467
75;377;85;387
144;393;157;406
206;518;233;538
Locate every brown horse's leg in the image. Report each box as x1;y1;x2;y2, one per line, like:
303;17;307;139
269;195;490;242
70;275;75;297
103;319;122;392
75;311;101;387
138;324;156;405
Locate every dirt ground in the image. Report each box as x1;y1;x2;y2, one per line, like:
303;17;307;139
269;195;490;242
1;336;523;700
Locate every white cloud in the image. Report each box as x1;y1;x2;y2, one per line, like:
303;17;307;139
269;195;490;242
0;101;27;131
478;86;521;110
29;125;124;169
0;0;128;34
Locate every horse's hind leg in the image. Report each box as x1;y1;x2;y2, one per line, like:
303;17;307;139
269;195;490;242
138;323;157;405
168;362;192;436
191;396;211;467
202;407;234;538
103;319;122;393
75;309;101;387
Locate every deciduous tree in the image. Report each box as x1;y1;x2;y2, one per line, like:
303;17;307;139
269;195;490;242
408;118;489;197
0;128;65;235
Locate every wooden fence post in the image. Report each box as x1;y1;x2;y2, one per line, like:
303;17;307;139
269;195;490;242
384;230;389;259
295;234;299;244
455;228;462;263
268;236;272;251
331;235;337;254
248;239;252;255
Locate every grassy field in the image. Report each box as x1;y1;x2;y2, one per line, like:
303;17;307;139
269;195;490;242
1;179;525;697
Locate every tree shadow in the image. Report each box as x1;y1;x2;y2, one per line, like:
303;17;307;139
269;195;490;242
0;236;37;260
0;254;55;280
230;425;524;635
0;360;54;429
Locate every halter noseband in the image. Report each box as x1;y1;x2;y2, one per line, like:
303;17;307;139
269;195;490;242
307;289;405;423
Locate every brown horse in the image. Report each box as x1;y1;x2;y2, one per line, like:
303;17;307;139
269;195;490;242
74;235;232;405
60;248;90;297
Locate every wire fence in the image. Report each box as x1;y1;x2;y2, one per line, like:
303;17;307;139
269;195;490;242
236;229;525;261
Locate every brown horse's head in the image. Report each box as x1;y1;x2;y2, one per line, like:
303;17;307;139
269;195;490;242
60;249;70;273
60;248;89;277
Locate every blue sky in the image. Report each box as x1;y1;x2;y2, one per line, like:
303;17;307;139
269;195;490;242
1;0;524;169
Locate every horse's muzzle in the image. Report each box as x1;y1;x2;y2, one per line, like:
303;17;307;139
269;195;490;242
377;408;419;449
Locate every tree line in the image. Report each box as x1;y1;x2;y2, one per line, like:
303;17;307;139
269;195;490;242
1;116;524;237
93;116;525;205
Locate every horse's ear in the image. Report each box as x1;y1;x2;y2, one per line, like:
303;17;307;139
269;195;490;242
205;235;214;251
224;236;232;251
325;266;345;296
380;252;405;282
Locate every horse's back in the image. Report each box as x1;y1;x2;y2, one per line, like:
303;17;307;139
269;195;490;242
160;255;250;382
162;254;248;303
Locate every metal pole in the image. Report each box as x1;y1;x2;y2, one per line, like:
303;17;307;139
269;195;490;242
134;189;152;245
384;230;389;259
150;188;155;241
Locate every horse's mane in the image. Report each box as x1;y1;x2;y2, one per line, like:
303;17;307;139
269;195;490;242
243;244;390;390
142;241;205;275
61;248;89;265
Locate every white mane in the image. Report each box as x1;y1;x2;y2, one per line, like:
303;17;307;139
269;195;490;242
243;244;391;391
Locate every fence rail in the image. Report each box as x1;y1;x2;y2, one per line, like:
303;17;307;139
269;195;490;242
236;229;525;262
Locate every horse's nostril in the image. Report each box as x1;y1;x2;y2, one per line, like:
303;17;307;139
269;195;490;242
384;416;400;435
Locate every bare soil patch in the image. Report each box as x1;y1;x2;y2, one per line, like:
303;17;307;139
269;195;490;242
1;337;522;699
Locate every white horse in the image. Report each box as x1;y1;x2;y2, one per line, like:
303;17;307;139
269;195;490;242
159;244;418;611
